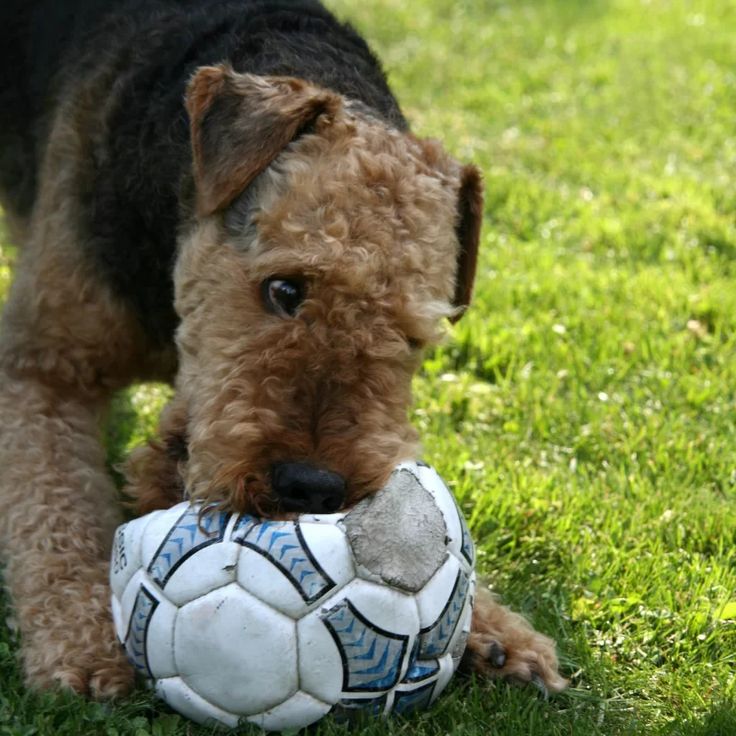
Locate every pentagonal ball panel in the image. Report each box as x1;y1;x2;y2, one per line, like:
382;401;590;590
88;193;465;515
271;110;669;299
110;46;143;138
343;467;447;593
412;462;474;568
175;583;297;715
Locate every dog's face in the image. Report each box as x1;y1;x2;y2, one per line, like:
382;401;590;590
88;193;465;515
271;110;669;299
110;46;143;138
172;67;482;516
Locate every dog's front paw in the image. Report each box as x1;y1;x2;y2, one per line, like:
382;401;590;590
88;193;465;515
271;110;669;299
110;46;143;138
19;579;134;698
461;590;568;694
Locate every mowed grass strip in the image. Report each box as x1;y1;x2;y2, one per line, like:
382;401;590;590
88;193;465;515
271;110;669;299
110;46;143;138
1;0;735;733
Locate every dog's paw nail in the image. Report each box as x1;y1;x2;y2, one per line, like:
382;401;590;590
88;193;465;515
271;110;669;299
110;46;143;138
531;673;549;699
488;641;506;668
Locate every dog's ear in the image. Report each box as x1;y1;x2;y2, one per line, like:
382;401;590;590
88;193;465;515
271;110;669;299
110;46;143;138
450;164;483;322
186;65;341;216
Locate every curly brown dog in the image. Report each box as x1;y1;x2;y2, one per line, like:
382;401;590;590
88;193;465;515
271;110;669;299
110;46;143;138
0;0;566;698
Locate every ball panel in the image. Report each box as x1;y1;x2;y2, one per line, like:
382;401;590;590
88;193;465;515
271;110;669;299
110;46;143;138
163;539;240;607
315;580;419;695
235;520;345;616
330;692;391;723
391;680;436;716
175;583;297;714
398;462;465;563
298;511;347;525
139;503;193;570
247;691;331;731
110;516;150;601
155;676;239;729
145;593;178;679
146;504;231;590
429;653;456;704
331;579;421;639
296;612;344;703
342;468;447;593
401;655;440;685
321;598;410;693
123;584;159;677
236;545;311;619
113;569;146;645
447;572;475;667
296;521;355;596
414;555;461;629
417;568;472;659
110;594;123;644
420;463;474;567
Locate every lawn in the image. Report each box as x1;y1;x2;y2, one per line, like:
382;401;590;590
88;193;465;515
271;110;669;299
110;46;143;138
1;0;735;734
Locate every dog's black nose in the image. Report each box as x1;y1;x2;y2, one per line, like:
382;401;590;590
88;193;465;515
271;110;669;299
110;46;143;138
271;462;346;514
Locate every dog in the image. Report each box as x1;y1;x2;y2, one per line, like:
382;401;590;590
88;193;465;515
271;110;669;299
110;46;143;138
0;0;566;698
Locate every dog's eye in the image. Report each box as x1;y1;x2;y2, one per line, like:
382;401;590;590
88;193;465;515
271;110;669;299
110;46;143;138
262;278;305;317
407;337;425;351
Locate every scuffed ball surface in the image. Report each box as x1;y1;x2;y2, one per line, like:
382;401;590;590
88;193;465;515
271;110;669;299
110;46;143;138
110;461;476;731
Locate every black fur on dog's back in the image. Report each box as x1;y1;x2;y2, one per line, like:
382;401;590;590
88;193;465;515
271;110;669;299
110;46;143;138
0;0;406;344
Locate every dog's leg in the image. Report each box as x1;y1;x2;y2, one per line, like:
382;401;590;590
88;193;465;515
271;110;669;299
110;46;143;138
461;588;568;694
0;368;134;696
0;129;172;696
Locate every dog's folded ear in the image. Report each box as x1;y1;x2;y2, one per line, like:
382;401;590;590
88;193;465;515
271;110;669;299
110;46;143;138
186;65;341;216
449;164;483;322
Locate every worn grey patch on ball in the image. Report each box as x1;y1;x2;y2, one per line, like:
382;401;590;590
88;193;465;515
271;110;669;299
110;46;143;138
343;468;447;592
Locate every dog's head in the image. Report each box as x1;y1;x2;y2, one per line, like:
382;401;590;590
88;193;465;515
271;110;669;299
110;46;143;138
170;65;482;515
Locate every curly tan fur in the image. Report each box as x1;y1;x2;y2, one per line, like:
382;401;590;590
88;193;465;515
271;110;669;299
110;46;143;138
462;588;568;693
159;67;471;515
0;84;171;695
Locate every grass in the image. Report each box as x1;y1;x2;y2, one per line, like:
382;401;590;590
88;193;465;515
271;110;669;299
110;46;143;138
1;0;735;733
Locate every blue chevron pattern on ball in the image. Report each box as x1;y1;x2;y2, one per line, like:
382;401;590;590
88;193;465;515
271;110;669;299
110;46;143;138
124;585;158;676
237;520;335;603
392;682;436;716
458;510;475;566
401;656;440;684
322;600;409;692
230;513;257;543
331;693;389;723
148;506;230;587
418;569;470;658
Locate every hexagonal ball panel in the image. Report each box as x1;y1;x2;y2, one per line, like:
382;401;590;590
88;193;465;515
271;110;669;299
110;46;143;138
162;538;240;607
175;582;297;715
236;520;354;618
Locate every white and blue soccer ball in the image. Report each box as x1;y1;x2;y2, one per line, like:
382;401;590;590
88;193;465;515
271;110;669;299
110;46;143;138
110;461;476;732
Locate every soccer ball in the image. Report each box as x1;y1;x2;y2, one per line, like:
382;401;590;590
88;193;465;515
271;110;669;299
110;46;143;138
110;461;476;731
